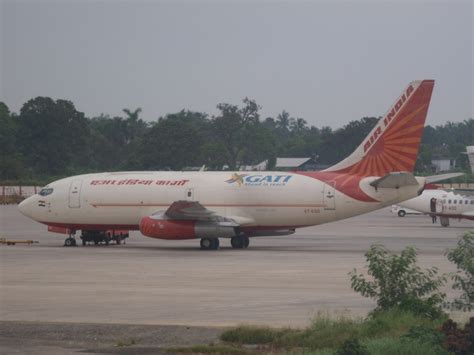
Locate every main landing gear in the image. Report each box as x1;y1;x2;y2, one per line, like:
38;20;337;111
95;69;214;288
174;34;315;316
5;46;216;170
199;236;250;250
200;238;220;250
231;236;249;249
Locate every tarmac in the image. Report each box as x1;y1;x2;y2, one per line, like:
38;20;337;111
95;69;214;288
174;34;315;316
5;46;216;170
1;204;473;353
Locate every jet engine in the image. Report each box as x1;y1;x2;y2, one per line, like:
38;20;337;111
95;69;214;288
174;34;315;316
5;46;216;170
139;216;237;240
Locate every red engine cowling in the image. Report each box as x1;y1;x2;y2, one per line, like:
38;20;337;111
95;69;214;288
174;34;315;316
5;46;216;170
139;217;196;240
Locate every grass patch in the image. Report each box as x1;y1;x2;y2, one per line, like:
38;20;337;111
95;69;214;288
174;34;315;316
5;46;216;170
364;337;449;355
220;308;446;351
220;325;293;345
166;344;250;354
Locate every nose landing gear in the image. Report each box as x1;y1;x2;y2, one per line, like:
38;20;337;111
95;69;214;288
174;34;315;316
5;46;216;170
64;234;77;247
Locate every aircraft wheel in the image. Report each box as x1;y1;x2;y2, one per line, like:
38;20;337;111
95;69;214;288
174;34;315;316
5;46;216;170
82;239;86;246
398;210;406;217
200;238;219;250
231;236;244;249
243;236;250;248
201;238;212;250
64;238;75;247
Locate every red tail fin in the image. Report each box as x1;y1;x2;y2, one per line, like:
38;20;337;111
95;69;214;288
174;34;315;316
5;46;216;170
325;80;435;175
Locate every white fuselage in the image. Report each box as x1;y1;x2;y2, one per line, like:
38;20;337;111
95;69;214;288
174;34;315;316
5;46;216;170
399;189;474;220
20;171;424;232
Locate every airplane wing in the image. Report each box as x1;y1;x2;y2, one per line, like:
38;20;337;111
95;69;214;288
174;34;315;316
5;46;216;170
164;200;217;220
370;172;419;189
151;200;254;226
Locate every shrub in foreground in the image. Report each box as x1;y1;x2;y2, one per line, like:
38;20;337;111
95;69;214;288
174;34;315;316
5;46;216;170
445;232;474;311
336;337;369;355
350;244;446;318
439;318;474;355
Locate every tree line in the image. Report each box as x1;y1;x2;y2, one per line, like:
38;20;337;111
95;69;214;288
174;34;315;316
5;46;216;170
0;97;472;182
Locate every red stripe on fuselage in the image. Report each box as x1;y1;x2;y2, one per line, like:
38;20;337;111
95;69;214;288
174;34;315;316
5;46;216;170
90;203;327;208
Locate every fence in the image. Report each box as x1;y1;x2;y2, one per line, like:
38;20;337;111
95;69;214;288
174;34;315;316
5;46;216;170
1;186;43;204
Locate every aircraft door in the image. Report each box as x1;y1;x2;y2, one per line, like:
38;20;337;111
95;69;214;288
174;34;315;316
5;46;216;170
436;199;444;214
430;198;437;213
324;182;336;210
68;180;83;208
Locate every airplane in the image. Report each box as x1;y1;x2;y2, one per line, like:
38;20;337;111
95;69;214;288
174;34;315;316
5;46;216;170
397;188;474;227
19;80;438;250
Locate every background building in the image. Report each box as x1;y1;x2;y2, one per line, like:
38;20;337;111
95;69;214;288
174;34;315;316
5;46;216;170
431;157;456;173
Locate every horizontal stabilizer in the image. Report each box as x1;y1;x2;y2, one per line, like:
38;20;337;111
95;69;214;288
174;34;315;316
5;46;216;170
425;172;464;184
370;172;419;189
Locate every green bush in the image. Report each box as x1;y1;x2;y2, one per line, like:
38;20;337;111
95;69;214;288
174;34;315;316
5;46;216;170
335;338;369;355
350;244;446;317
439;318;474;355
402;325;445;345
445;231;474;311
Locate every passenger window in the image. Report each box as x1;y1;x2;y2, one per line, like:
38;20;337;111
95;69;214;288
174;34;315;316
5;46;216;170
465;200;469;205
38;188;54;196
471;200;474;205
453;200;457;204
448;200;452;204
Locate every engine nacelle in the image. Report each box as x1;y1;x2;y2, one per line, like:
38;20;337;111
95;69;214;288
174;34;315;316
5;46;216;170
139;216;237;240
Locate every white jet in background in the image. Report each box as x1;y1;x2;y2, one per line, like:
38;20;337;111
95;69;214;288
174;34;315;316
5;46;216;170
397;188;474;227
19;80;445;249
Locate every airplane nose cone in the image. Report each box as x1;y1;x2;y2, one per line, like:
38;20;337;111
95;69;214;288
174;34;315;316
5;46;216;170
18;197;34;219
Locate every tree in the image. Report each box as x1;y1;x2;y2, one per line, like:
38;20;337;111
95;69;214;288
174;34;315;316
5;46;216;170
17;97;89;175
445;232;474;311
276;110;291;132
0;102;23;179
212;98;261;170
350;244;446;318
122;107;147;143
133;110;209;170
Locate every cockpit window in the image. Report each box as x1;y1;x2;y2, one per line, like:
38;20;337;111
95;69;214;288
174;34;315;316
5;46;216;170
39;188;54;196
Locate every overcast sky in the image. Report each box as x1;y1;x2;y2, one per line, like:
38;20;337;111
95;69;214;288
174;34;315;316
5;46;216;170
1;0;472;128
